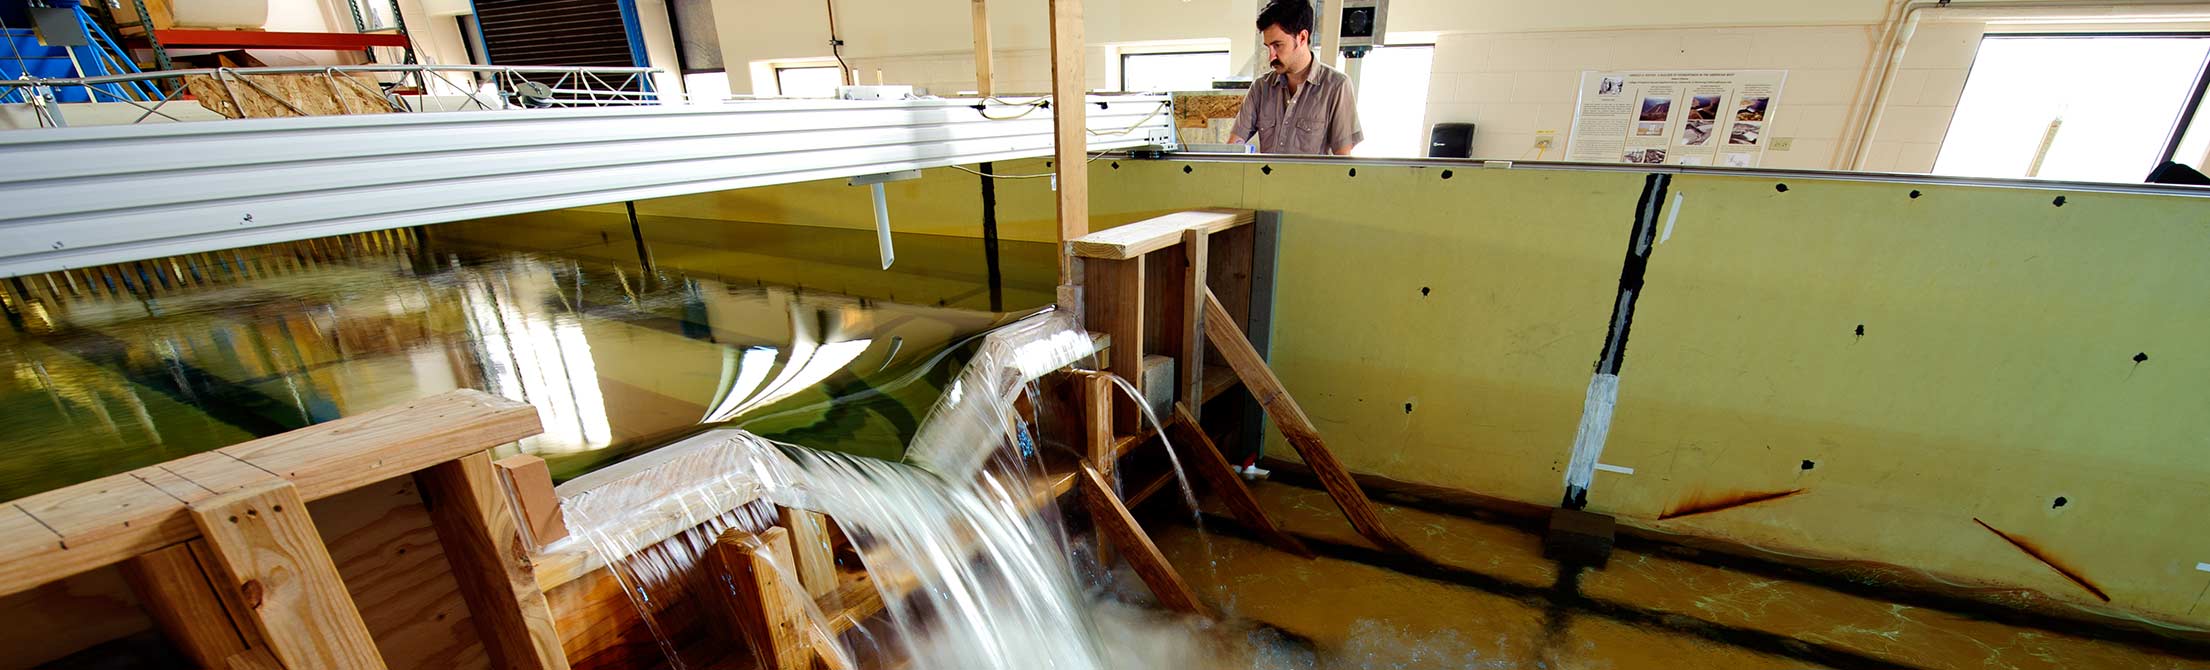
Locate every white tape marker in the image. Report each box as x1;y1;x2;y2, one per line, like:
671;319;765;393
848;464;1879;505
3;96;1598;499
2197;562;2210;573
1659;192;1684;245
1595;463;1635;475
1563;373;1621;490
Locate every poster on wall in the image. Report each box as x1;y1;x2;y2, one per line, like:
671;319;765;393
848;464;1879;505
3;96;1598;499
1565;70;1788;168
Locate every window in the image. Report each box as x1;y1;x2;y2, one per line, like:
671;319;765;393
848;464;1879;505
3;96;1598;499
1121;51;1231;92
1933;35;2210;182
1351;45;1435;157
776;66;842;98
683;72;732;103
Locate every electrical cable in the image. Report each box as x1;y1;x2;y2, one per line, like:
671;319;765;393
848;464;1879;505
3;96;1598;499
824;0;852;86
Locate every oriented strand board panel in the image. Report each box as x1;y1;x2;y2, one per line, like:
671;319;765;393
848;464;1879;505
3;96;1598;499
1100;160;1639;506
1600;174;2210;625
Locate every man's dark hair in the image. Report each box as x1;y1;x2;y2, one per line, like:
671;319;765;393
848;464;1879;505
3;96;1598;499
1256;1;1315;38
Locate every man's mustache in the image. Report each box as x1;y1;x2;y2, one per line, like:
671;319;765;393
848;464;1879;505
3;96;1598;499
1270;59;1284;69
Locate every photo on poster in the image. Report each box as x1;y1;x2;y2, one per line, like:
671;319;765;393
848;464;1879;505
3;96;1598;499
1598;77;1625;95
1682;120;1715;146
1736;96;1770;121
1723;152;1756;167
1638;97;1673;121
1729;121;1763;145
1635;121;1667;137
1622;150;1647;164
1643;148;1668;164
1687;94;1722;121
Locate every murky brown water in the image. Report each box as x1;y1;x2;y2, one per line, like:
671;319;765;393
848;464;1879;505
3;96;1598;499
0;212;1056;501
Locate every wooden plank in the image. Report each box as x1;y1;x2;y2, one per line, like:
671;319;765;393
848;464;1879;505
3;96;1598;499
227;649;283;670
190;540;268;651
1168;405;1313;558
1202;288;1420;556
225;389;542;501
779;508;839;601
970;0;994;97
1200;365;1240;404
190;480;388;669
0;390;540;598
0;565;156;668
1179;229;1210;419
1049;0;1087;289
313;477;485;669
417;453;570;670
1083;256;1145;433
1074;465;1207;617
494;454;570;551
119;543;253;667
712;527;810;670
1070;210;1255;260
1083;373;1115;474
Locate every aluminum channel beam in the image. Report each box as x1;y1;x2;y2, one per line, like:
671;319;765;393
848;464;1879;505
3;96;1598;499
0;95;1173;276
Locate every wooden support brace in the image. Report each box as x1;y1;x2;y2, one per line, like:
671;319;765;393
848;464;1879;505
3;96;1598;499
189;480;388;670
226;649;283;670
418;452;570;670
1201;288;1420;556
1166;404;1313;558
713;527;812;670
1178;229;1210;419
779;507;839;601
1084;256;1145;432
1048;0;1087;296
1074;465;1208;617
970;0;994;97
494;454;569;551
119;542;254;668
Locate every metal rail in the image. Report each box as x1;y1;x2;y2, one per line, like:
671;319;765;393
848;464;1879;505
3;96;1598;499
1155;151;2210;198
1;65;665;127
0;94;1176;276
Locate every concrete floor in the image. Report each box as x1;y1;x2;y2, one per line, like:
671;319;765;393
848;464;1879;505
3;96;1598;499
1149;481;2208;670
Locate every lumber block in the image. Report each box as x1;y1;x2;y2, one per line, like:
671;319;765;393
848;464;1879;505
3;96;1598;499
494;454;569;550
418;452;570;670
189;480;387;669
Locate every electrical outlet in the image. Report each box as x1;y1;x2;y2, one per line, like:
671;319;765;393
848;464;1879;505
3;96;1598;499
1771;138;1795;151
1534;130;1558;150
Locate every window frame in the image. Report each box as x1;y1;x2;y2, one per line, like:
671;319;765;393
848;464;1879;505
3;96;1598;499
1118;49;1233;93
774;65;844;98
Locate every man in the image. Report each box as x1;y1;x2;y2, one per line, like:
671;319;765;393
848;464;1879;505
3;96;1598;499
1229;1;1362;155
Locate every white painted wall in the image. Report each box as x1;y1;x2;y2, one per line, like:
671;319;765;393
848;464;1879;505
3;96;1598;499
1422;20;1985;171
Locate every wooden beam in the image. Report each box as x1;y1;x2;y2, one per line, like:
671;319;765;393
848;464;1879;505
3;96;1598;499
779;507;839;600
417;452;571;670
1167;404;1312;558
494;454;570;550
226;649;282;670
1083;256;1145;432
1082;373;1115;475
971;0;994;97
1201;288;1420;556
713;527;811;670
189;480;388;669
1069;209;1255;260
1049;0;1088;293
1075;465;1207;617
1178;229;1209;418
0;389;542;598
118;543;253;668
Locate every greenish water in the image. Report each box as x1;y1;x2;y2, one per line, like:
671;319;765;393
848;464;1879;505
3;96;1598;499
0;212;1055;501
